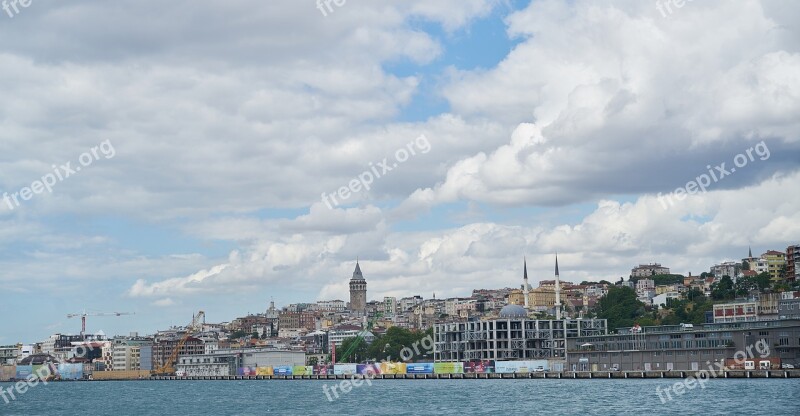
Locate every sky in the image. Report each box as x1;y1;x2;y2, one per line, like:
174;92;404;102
1;0;799;343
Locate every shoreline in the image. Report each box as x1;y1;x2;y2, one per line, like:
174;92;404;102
3;369;794;382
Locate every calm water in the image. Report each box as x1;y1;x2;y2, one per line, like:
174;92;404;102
1;379;798;415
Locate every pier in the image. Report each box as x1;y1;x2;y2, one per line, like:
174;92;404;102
144;370;799;381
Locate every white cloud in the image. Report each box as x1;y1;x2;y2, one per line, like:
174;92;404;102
127;171;800;300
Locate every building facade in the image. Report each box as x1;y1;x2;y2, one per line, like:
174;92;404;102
176;349;306;377
278;312;317;332
383;297;397;316
762;250;786;281
327;325;375;347
152;336;205;370
567;319;800;371
0;345;18;365
111;337;151;371
710;262;741;280
786;245;799;282
317;300;347;312
631;263;670;277
779;297;800;319
435;305;607;361
713;301;759;323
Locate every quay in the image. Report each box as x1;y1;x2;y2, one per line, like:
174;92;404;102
144;370;800;381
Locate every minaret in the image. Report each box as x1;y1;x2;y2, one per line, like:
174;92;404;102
748;246;753;258
523;257;530;309
555;254;562;320
349;260;367;315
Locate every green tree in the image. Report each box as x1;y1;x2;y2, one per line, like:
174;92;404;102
685;288;704;302
711;276;735;300
650;274;685;286
339;336;369;363
229;330;247;339
735;276;759;296
366;327;433;362
741;260;750;271
661;291;712;325
596;286;646;332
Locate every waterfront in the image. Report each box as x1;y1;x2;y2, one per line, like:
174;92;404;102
2;379;798;415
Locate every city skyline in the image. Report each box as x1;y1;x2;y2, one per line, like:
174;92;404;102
4;242;797;345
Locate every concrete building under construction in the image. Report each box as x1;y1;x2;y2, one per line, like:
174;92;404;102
434;305;607;361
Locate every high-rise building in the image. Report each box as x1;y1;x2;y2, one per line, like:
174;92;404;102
761;250;787;282
349;261;367;314
787;245;799;283
383;297;397;316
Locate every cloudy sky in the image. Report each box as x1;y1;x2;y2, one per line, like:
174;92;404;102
1;0;799;343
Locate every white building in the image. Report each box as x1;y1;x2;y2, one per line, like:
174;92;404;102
176;349;305;377
327;325;375;347
317;300;347;312
585;284;609;297
383;297;397;316
398;296;423;313
0;345;18;364
112;344;141;371
651;292;682;309
710;261;741;280
635;279;655;298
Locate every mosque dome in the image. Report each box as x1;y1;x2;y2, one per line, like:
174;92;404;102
499;304;527;318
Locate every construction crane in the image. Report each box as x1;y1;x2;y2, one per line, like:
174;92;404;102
152;310;205;376
66;310;135;338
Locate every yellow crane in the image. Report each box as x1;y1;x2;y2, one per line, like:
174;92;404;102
66;310;134;338
152;311;205;376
